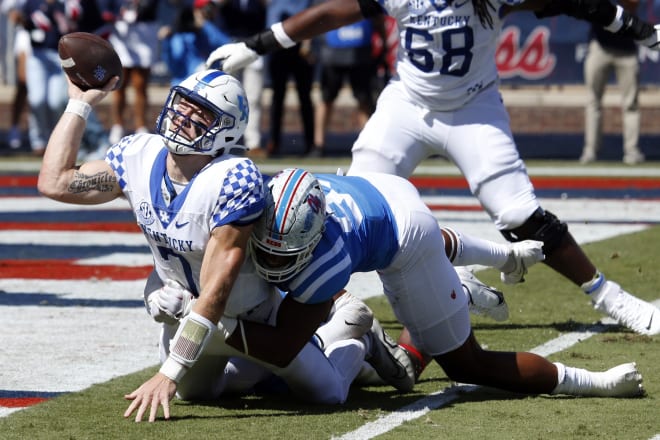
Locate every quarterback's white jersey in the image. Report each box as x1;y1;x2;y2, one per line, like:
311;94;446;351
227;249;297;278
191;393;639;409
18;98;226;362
379;0;524;110
106;134;264;297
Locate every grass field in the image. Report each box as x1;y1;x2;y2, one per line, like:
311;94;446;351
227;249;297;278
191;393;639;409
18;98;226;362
1;225;658;440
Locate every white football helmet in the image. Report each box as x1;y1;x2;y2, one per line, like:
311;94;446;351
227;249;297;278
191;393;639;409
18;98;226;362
250;168;327;283
156;69;249;156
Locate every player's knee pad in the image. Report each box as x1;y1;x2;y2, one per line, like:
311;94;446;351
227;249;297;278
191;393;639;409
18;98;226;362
500;208;568;257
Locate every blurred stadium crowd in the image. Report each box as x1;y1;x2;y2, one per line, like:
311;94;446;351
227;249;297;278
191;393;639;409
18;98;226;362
1;0;660;159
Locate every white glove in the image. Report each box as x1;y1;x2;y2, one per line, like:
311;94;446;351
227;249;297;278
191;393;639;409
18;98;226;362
147;279;194;325
642;24;660;49
206;42;258;74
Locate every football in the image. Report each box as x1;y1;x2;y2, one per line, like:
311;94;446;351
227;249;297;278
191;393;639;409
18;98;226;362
58;32;123;90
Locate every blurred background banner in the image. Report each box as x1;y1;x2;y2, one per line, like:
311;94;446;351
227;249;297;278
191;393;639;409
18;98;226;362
499;7;660;85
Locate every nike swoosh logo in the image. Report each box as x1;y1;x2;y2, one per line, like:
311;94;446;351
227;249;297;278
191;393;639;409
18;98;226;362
345;320;363;327
454;0;469;8
175;221;190;229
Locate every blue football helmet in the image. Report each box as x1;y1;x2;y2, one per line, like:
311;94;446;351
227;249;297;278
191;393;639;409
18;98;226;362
250;168;327;283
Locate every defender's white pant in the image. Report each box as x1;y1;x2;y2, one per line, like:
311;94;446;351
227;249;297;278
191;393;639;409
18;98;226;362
358;173;472;356
349;80;539;230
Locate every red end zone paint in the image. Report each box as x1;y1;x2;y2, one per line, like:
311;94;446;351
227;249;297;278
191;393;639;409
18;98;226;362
425;203;483;211
409;175;660;189
5;174;660;190
0;176;38;187
0;260;152;279
0;397;49;408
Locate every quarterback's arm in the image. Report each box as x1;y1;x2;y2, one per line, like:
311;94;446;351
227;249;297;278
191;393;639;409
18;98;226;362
38;76;122;205
195;223;253;323
503;0;658;47
124;223;253;422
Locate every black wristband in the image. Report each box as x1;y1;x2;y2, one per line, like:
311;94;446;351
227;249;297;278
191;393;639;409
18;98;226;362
244;29;281;55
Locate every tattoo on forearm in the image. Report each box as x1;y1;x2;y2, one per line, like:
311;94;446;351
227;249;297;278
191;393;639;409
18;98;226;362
69;170;117;193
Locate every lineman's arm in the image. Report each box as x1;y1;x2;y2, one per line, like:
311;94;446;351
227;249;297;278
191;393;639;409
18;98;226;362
277;0;365;45
38;76;122;205
225;294;335;367
502;0;659;47
206;0;369;73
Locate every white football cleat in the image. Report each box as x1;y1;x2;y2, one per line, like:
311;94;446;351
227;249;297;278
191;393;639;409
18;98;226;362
365;318;416;393
593;281;660;336
500;240;545;284
456;267;509;322
332;292;374;338
588;363;644;397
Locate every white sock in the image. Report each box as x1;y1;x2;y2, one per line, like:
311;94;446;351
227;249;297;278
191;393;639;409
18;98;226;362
552;362;599;396
443;227;510;269
551;362;637;397
581;272;610;305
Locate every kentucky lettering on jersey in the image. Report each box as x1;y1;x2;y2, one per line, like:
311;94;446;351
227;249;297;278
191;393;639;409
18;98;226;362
138;224;194;252
407;14;471;27
379;0;523;111
105;134;264;296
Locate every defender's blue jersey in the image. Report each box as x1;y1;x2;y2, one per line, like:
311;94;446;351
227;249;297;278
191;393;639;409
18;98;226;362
280;174;399;304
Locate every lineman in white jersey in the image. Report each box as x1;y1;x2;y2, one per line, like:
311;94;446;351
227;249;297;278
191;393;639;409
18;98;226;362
206;0;660;336
37;69;397;422
251;168;645;400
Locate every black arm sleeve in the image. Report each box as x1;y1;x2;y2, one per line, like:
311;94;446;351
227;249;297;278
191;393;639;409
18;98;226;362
243;29;281;55
357;0;385;18
534;0;654;40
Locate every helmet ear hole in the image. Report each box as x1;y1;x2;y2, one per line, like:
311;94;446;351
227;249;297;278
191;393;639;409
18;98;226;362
251;168;326;283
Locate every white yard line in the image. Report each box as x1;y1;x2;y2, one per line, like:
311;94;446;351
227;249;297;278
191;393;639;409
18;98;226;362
1;193;658;437
334;301;660;440
1;280;159;392
333;323;608;440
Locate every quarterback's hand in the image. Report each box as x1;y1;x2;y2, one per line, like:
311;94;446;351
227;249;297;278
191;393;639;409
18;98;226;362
206;42;258;74
65;74;120;105
124;373;177;422
147;280;194;325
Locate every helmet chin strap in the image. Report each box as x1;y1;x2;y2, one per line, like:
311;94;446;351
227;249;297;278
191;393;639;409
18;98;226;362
164;137;227;157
